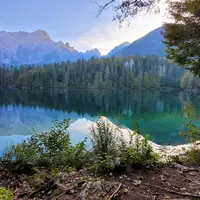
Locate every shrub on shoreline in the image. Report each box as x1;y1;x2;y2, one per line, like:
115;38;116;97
175;102;200;165
2;119;88;170
1;119;159;173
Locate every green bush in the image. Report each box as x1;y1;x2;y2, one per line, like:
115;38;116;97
3;119;88;170
0;188;13;200
180;102;200;143
89;155;116;173
89;119;126;173
90;120;159;173
179;102;200;165
90;120;126;159
2;118;159;174
120;134;159;168
185;148;200;165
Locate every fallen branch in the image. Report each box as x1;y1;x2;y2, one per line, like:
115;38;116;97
182;168;199;173
28;180;57;198
150;184;200;198
55;181;71;191
171;163;199;172
184;177;200;185
108;183;122;200
54;191;68;200
19;180;57;199
18;181;74;199
18;191;29;198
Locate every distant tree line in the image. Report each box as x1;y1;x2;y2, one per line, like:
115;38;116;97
0;56;198;90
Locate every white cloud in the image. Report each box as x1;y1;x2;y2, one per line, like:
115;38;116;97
70;10;167;55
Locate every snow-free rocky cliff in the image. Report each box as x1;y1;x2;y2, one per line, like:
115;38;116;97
0;30;101;65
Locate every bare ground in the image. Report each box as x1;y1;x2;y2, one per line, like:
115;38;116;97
0;164;200;200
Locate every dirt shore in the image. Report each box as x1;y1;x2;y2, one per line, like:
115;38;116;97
1;163;200;200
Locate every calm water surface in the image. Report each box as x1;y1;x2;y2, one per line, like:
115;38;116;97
0;89;200;154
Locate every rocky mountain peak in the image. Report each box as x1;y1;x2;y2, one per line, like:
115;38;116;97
64;42;77;52
56;41;65;48
32;29;52;40
0;30;101;65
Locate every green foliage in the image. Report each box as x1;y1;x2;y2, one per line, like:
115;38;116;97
100;0;157;24
184;148;200;165
2;118;159;174
179;102;200;165
90;120;125;159
0;188;13;200
89;120;126;173
89;155;116;173
3;119;88;170
134;122;141;134
90;120;158;173
170;148;200;166
120;134;159;168
143;72;150;89
180;71;199;90
180;102;200;143
0;56;182;90
164;0;200;76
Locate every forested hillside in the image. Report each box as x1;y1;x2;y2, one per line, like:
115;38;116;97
0;56;198;90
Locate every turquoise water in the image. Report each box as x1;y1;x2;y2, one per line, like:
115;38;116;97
0;89;200;154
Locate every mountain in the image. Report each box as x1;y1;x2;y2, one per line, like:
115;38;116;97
106;42;130;57
107;27;165;57
82;48;102;60
0;30;101;65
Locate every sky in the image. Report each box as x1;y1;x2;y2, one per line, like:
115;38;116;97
0;0;167;55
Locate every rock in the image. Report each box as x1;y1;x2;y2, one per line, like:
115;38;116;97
77;180;87;187
70;189;75;194
190;172;198;176
69;171;77;176
138;176;143;180
76;179;113;200
159;175;165;181
133;180;142;186
124;188;129;194
163;194;170;200
105;186;111;192
76;182;92;200
98;192;106;197
180;187;187;191
99;117;200;160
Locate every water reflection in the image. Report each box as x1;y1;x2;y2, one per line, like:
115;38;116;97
0;89;200;153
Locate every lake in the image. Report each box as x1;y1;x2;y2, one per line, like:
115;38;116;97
0;88;200;155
